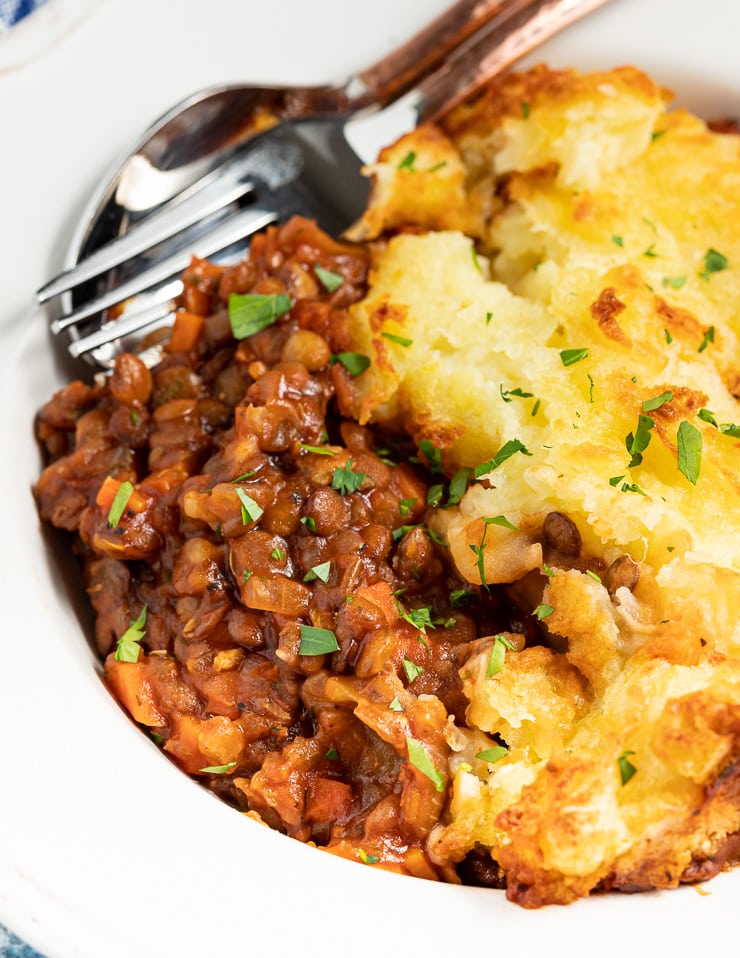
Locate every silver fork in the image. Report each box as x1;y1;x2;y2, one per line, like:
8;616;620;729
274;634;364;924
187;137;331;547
40;0;613;368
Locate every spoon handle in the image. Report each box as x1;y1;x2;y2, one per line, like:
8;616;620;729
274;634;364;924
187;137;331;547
355;0;513;108
414;0;615;121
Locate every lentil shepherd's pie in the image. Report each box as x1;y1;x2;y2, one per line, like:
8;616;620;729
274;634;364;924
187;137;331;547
35;66;740;907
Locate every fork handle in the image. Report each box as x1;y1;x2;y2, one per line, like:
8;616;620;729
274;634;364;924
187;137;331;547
414;0;615;121
355;0;513;108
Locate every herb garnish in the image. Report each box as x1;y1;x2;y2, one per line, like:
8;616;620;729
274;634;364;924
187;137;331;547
114;606;147;663
698;325;715;353
314;264;344;292
107;480;134;528
626;414;655;467
298;625;339;656
486;634;515;677
476;745;508;764
533;603;554;620
331;460;366;495
398;151;416;171
381;331;413;347
235;488;263;525
331;352;371;376
303;561;331;583
398;498;417;517
473;439;531;478
642;390;673;412
676;420;702;485
402;658;425;683
228;293;291;339
199;761;237;774
406;737;445;792
700;248;729;279
698;408;740;437
617;750;637;785
560;348;589;367
358;850;380;865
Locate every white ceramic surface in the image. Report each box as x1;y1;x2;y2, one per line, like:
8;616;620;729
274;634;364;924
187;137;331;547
0;2;737;956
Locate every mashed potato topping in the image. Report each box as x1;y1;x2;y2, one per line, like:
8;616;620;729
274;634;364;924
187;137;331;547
345;65;740;904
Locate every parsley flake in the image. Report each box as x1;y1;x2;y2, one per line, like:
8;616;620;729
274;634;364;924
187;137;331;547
406;737;445;792
228;293;291;339
617;750;637;785
473;439;531;478
107;480;134;528
331;352;371;376
314;264;344;292
389;696;405;712
114;606;147;663
303;561;331;583
402;657;425;683
626;413;655;467
700;248;729;279
560;348;589;367
676;420;702;484
398;151;416;171
199;761;237;774
331;460;366;495
235;488;263;525
698;325;715;353
398;497;417;517
533;603;554;620
476;745;508;764
381;331;413;347
358;849;380;865
298;625;339;656
642;391;673;412
486;634;515;677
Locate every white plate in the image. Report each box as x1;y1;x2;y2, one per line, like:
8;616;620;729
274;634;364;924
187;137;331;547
0;1;737;956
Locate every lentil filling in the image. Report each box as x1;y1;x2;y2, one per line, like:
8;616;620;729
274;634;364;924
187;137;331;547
35;216;537;883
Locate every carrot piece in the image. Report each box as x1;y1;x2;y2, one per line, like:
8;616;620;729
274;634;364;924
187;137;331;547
166;310;204;353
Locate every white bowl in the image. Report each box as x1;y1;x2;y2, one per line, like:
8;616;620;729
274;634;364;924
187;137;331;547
1;1;737;956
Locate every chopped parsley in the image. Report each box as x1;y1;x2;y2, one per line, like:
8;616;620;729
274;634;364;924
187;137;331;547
325;747;339;760
299;443;336;456
476;745;508;764
698;325;715;353
114;606;147;663
398;151;416;171
107;480;134;528
402;657;425;683
389;696;405;712
235;488;263;525
473;439;531;479
676;420;702;485
560;348;589;367
698;408;740;437
446;467;471;506
500;385;534;403
617;750;637;785
231;470;258;482
314;264;344;292
228;292;291;339
486;634;515;677
641;391;673;412
426;483;445;508
298;625;339;656
198;761;237;774
417;438;443;474
626;413;655;467
533;603;554;620
398;497;417;517
331;460;366;495
271;548;286;561
398;604;434;635
381;331;413;347
303;561;331;583
358;850;380;865
661;275;686;289
331;352;370;376
406;737;445;792
700;248;729;280
611;235;624;247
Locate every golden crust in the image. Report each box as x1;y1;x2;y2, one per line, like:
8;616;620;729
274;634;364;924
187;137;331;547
346;65;740;905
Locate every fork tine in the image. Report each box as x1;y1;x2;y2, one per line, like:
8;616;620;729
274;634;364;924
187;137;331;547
38;176;257;303
69;297;178;359
50;206;278;334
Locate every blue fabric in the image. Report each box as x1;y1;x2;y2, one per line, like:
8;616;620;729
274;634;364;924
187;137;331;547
0;0;49;33
0;925;44;958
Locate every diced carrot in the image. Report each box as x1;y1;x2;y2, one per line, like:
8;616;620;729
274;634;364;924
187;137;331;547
94;475;147;515
351;581;400;626
166;310;204;353
105;657;167;727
